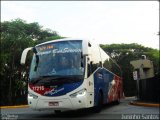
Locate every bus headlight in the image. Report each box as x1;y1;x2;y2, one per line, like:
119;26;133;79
28;92;38;99
70;88;87;98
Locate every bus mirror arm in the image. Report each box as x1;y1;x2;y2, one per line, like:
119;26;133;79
20;47;33;65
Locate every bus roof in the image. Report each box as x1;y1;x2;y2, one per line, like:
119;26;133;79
35;38;89;47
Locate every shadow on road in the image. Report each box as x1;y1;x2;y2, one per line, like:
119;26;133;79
26;102;119;119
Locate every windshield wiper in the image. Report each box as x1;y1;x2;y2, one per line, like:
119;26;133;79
30;75;65;85
30;77;43;84
30;75;83;85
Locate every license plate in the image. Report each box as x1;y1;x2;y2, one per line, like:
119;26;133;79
49;102;59;106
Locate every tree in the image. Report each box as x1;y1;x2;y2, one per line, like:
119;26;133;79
0;18;62;105
100;43;159;96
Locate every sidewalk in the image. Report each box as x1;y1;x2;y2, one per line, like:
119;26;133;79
130;100;160;107
0;105;29;109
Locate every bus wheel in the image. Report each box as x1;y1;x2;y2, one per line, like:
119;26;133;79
54;110;61;114
94;92;103;113
115;93;120;105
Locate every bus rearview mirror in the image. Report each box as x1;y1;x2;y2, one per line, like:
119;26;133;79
20;47;33;65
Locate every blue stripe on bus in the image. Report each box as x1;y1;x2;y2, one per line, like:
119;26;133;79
94;68;114;106
44;81;83;97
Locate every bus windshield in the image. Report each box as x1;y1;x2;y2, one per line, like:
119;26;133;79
29;40;84;82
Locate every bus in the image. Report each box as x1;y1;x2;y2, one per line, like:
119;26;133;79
20;38;124;113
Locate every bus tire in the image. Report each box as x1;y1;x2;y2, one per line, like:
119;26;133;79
94;92;103;113
54;110;61;114
115;93;120;105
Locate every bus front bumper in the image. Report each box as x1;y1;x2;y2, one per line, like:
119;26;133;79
28;93;92;111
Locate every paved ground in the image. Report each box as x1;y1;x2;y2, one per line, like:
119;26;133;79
1;97;159;120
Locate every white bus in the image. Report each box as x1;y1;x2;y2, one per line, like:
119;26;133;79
21;38;124;113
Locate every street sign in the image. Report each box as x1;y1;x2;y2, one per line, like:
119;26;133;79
133;71;138;80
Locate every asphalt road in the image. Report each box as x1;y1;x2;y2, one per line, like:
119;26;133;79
1;97;159;120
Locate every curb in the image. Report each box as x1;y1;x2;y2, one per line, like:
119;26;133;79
130;101;160;107
0;105;29;109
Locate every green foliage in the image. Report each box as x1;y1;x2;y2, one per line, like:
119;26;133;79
0;18;62;105
100;43;159;96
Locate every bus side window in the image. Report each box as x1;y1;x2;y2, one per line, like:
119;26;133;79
88;61;102;77
91;61;98;73
99;61;102;67
87;61;95;77
87;63;92;77
87;57;91;77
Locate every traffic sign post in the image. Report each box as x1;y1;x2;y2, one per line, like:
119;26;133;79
133;71;140;100
133;71;138;80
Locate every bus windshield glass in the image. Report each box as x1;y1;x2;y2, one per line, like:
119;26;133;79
29;40;84;81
